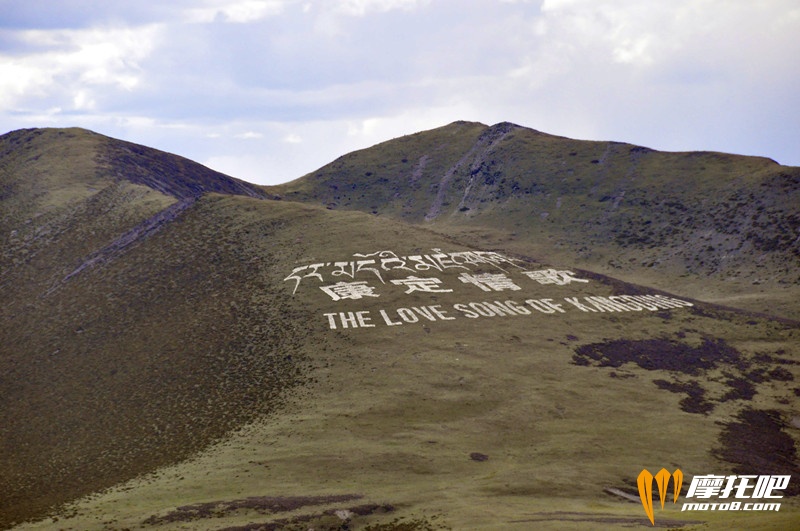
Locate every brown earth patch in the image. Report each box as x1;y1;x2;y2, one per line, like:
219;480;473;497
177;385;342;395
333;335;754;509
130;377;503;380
217;503;397;531
143;494;364;525
508;511;696;527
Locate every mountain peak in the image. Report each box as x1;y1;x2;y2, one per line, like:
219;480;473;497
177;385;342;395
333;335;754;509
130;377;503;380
274;120;800;318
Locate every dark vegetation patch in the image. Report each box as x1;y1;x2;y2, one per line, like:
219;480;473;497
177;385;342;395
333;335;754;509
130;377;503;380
572;337;746;376
653;379;714;414
608;371;635;379
754;351;800;367
364;517;447;531
143;494;364;525
769;367;796;381
719;376;757;402
573;336;797;415
713;409;800;496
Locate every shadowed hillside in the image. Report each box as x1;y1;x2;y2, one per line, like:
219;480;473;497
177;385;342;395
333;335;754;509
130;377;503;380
1;127;799;530
0;129;300;526
273;121;800;319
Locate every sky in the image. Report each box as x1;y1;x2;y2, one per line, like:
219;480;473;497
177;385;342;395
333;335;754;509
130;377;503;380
1;0;799;185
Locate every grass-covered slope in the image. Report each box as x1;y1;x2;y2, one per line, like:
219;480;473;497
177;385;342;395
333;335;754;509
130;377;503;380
0;129;288;527
273;121;800;319
1;128;799;530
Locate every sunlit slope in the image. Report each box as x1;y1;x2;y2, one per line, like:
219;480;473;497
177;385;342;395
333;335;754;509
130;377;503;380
11;195;799;530
273;121;800;319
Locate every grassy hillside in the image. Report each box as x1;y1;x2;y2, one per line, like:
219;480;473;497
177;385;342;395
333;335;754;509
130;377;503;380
1;128;799;530
273;121;800;320
0;129;290;527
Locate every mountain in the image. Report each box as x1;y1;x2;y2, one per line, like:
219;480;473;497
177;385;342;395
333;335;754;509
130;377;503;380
1;126;799;530
273;121;800;320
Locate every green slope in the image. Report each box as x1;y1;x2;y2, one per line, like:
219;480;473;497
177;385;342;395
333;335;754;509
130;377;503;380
272;121;800;320
1;128;798;530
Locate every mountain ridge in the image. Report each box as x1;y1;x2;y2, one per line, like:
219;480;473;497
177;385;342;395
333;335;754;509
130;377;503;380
1;125;799;529
272;120;800;320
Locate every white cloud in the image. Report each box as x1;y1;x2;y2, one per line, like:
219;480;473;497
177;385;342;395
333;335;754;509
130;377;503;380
182;0;289;23
235;131;264;139
334;0;428;16
72;90;95;110
0;24;161;113
0;61;50;103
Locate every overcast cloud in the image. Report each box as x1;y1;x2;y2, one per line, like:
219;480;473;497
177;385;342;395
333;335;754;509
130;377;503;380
1;0;798;184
